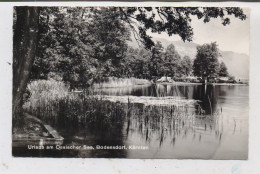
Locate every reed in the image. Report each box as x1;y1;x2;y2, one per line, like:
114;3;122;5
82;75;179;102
93;77;151;88
23;79;69;118
23;79;221;138
23;80;127;130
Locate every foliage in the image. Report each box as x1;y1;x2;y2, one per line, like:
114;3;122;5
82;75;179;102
162;44;182;77
193;42;220;79
31;7;131;88
118;7;247;49
113;42;193;80
219;61;229;77
30;7;246;87
122;47;151;79
149;41;164;77
181;56;193;76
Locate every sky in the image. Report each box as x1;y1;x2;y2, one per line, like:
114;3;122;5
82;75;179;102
149;8;250;55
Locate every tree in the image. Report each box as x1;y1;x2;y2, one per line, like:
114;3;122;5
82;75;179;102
31;7;131;88
181;56;193;76
149;41;164;78
30;7;60;80
129;48;148;78
162;44;182;77
64;7;131;87
118;7;247;49
112;47;140;78
193;42;220;80
13;7;40;119
136;48;151;79
219;61;229;77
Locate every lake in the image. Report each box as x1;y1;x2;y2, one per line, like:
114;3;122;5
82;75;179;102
13;84;249;159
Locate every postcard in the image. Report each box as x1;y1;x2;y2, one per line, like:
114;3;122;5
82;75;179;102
11;6;250;159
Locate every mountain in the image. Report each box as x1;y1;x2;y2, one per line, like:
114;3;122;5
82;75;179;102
152;38;199;59
128;38;249;79
220;51;249;79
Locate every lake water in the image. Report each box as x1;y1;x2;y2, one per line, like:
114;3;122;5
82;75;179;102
13;84;249;159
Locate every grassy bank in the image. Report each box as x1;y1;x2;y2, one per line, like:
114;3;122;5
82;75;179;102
13;113;50;139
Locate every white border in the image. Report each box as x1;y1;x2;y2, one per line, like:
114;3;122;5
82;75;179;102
1;1;260;174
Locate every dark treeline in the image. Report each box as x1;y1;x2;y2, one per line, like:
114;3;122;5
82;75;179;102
108;42;193;80
28;7;194;88
14;7;230;89
111;41;229;82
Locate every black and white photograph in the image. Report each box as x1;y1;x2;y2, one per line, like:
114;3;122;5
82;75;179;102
12;6;249;159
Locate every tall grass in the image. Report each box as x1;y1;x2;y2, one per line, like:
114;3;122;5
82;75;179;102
25;79;69;101
93;77;151;88
23;79;126;131
23;79;222;142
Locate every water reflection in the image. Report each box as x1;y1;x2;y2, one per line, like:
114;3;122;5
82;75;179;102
14;84;248;159
94;84;248;159
94;84;245;115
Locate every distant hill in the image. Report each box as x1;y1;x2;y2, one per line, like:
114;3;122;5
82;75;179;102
220;51;249;79
153;38;199;59
128;38;249;79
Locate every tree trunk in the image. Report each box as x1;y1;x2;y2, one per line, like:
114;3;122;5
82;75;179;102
13;7;40;119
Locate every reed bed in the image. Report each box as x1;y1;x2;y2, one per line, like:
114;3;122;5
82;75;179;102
94;95;198;107
23;79;69;120
92;77;151;88
23;79;222;139
23;80;128;130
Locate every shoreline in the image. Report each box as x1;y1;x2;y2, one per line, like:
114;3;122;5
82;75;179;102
92;77;248;89
93;81;248;89
12;113;64;148
156;82;248;86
